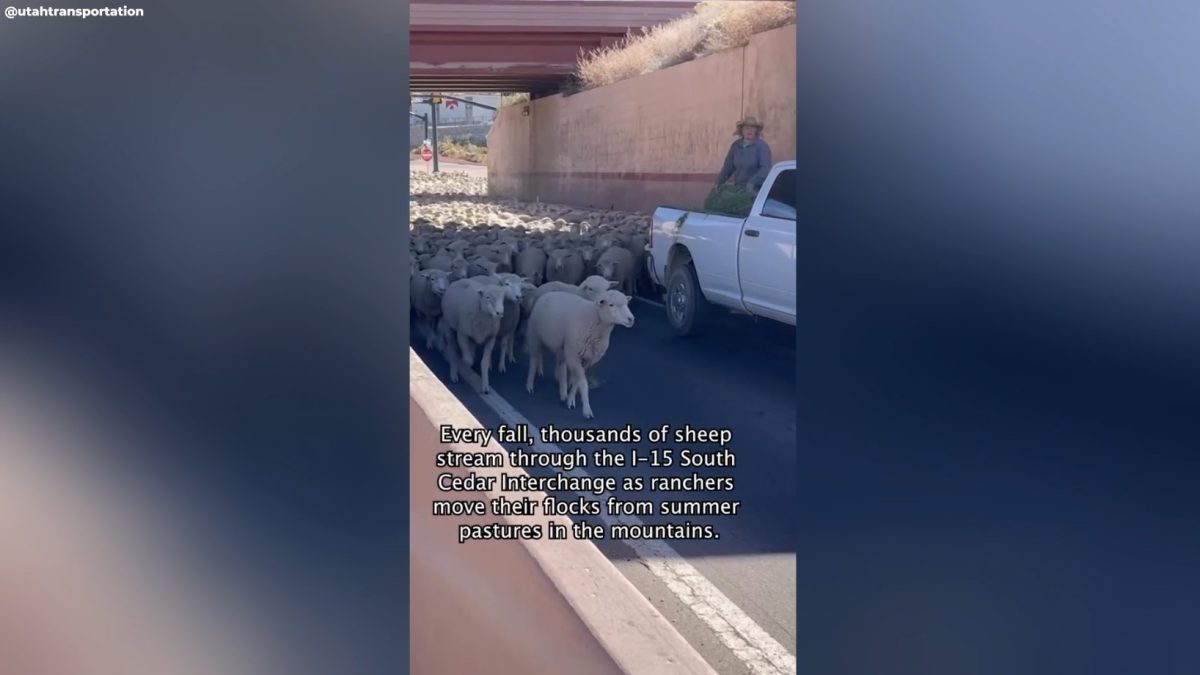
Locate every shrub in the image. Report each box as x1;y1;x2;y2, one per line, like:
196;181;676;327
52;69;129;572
411;139;488;163
437;138;487;163
703;185;756;217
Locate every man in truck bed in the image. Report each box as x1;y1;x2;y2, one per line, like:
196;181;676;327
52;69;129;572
715;115;773;193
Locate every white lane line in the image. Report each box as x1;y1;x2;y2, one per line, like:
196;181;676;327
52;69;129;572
451;362;796;675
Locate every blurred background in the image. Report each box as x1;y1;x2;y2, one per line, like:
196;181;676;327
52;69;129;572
1;1;409;673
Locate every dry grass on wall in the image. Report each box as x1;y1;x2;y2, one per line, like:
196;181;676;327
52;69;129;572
499;93;530;107
575;1;795;91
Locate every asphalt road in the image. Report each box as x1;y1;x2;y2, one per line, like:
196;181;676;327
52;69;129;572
412;291;797;675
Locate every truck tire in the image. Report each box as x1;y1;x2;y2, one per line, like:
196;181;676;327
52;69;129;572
666;261;710;337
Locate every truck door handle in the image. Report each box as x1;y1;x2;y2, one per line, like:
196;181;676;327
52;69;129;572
744;229;760;237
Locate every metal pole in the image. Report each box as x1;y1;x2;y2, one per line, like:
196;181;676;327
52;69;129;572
440;94;498;112
430;100;439;173
408;112;428;140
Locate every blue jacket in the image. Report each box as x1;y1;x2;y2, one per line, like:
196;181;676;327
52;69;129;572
716;137;772;188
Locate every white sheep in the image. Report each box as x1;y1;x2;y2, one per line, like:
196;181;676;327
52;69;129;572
521;276;621;379
472;273;526;372
520;275;617;320
448;258;469;282
595;232;622;255
467;257;499;278
515;246;546;285
439;278;507;393
411;269;450;351
544;248;585;285
490;241;517;270
524;289;635;419
470;243;514;271
578;244;598;276
423;250;456;272
595;245;637;296
424;249;470;279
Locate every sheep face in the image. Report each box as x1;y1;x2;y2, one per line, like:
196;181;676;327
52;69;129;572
499;277;524;302
596;291;635;328
418;269;449;291
477;286;506;319
428;272;449;295
597;258;620;281
548;249;570;271
579;245;596;264
579;275;617;300
449;259;469;280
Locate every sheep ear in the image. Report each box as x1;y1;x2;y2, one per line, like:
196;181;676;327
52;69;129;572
625;295;633;303
609;281;620;289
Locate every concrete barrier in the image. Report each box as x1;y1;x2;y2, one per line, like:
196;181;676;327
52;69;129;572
488;24;796;213
409;349;717;675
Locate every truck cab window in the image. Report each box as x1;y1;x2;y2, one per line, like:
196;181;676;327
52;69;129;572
761;169;796;221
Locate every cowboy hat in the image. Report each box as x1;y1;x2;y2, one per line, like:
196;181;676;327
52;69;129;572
733;116;764;135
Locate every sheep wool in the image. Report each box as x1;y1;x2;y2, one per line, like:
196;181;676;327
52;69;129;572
596;245;637;296
524;289;635;419
440;278;507;393
411;269;450;350
472;273;526;371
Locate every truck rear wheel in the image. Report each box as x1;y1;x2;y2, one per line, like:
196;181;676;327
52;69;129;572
666;261;709;337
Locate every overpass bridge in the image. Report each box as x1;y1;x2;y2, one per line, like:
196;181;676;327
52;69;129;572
411;0;697;95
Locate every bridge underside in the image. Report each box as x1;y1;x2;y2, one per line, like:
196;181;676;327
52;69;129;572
410;1;696;94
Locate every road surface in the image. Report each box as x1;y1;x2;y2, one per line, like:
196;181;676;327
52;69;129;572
412;291;797;675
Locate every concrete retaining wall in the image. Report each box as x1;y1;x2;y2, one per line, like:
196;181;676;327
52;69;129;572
487;24;796;213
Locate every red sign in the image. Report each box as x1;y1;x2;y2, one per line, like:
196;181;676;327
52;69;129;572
446;99;458;109
420;145;433;162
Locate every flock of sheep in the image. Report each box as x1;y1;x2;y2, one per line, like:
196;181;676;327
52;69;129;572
409;172;651;419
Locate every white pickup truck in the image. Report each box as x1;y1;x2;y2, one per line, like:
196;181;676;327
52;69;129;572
645;161;796;336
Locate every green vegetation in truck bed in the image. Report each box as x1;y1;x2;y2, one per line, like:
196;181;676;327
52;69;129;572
703;185;756;218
